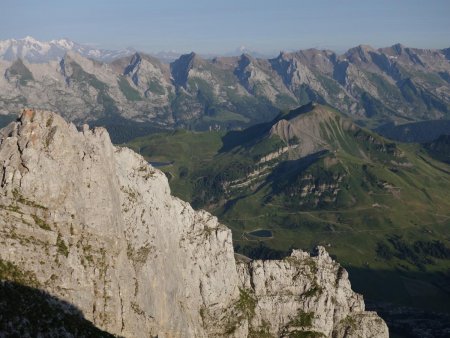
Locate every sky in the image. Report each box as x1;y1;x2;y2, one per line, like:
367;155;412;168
0;0;449;54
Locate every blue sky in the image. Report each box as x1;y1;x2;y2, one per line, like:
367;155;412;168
1;0;449;54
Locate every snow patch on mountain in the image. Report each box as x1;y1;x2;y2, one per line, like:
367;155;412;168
0;36;135;63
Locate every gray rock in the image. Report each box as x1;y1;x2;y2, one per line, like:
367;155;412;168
0;109;388;337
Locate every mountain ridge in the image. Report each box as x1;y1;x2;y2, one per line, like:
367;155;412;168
1;40;450;141
2;37;448;63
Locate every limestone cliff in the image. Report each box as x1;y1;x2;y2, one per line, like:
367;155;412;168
0;109;388;337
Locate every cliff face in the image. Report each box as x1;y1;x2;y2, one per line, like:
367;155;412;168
0;109;388;337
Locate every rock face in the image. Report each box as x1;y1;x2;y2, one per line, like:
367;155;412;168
234;247;388;338
0;109;388;337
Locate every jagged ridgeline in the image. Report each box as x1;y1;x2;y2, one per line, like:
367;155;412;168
127;103;450;316
1;43;450;141
0;109;388;337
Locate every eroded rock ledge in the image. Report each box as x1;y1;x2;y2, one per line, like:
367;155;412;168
0;109;388;337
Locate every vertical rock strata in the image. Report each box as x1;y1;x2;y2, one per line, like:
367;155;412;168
0;109;388;337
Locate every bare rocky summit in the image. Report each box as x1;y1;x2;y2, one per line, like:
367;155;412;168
0;109;388;337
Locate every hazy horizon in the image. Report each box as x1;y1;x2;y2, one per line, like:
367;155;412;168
1;0;449;55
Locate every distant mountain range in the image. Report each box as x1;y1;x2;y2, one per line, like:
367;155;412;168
0;37;270;63
0;37;450;140
0;36;136;63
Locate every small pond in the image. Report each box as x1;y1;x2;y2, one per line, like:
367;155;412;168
248;229;273;238
149;161;173;168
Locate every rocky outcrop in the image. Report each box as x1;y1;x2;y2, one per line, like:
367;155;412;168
234;247;387;337
0;109;388;337
170;52;198;87
123;53;142;85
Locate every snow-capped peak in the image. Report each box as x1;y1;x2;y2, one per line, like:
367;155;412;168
238;45;247;52
50;38;75;49
0;36;134;63
23;36;39;43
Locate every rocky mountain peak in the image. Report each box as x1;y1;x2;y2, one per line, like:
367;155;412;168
240;52;253;61
170;52;201;86
235;53;252;72
269;52;299;87
232;54;256;92
277;50;290;59
345;44;376;64
124;52;142;85
4;58;34;86
391;43;406;55
269;103;356;157
57;51;103;86
443;47;450;61
129;52;142;67
179;51;201;64
357;44;375;51
294;48;338;74
0;108;388;337
381;43;427;67
22;36;40;44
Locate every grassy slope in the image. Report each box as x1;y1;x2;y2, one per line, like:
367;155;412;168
127;129;225;201
423;134;450;164
126;106;450;312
